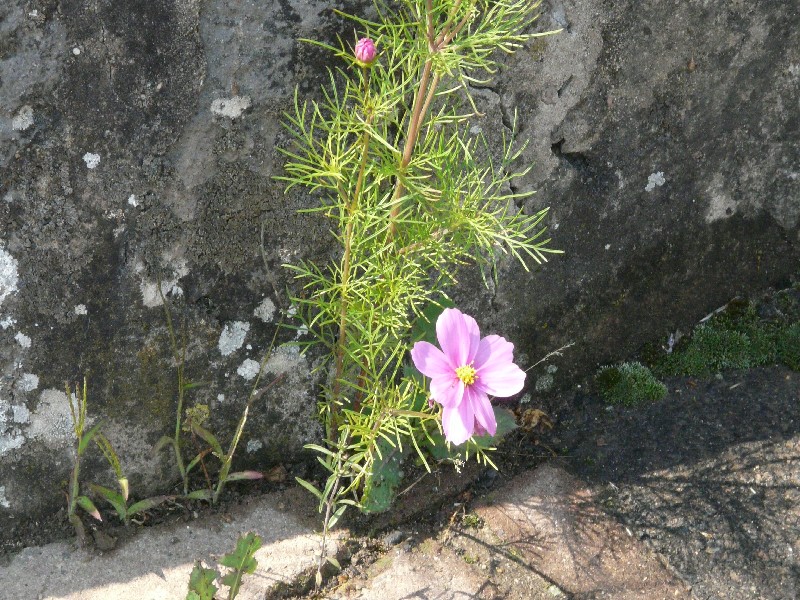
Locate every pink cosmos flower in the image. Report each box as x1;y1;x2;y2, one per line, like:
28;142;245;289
411;308;525;445
354;37;377;65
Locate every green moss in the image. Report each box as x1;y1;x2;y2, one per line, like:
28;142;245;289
654;296;799;377
777;323;800;371
595;362;667;406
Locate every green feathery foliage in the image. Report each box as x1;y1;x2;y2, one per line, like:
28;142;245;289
278;0;560;579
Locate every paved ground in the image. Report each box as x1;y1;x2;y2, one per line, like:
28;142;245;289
1;463;691;600
561;366;800;600
0;486;333;599
2;366;797;600
334;465;692;600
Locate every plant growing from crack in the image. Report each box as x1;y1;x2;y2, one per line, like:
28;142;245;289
65;378;103;544
66;379;173;533
186;532;262;600
153;284;283;504
279;0;560;583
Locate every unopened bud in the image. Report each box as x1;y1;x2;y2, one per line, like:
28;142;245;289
354;37;376;65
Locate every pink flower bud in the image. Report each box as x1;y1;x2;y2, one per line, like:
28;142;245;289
354;37;376;65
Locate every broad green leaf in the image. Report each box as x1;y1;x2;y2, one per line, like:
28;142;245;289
185;489;214;501
220;533;262;599
471;407;518;450
190;422;223;458
423;406;518;460
410;298;454;344
360;438;408;514
186;561;219;600
78;422;104;456
326;555;342;570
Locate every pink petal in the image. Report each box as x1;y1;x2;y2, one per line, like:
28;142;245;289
442;399;474;445
476;361;526;397
473;335;514;370
436;308;480;367
411;341;454;379
473;335;526;397
467;387;497;436
430;374;463;408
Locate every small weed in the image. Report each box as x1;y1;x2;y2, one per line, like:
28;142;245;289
595;362;667;406
461;513;484;529
186;532;262;600
65;379;103;544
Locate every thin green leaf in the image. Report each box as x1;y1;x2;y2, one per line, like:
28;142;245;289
327;503;348;530
295;477;323;500
76;495;102;522
127;495;172;517
224;471;263;482
186;448;213;474
153;435;175;455
190;422;223;458
181;380;209;391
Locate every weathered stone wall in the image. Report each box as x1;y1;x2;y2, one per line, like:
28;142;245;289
0;0;797;532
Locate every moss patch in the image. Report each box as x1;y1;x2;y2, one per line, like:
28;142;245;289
595;362;667;406
654;291;800;378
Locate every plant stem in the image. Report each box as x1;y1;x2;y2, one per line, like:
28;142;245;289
158;276;189;494
388;0;464;236
213;328;284;504
330;69;374;432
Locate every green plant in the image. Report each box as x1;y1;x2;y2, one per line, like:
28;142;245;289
66;379;172;531
595;362;667;406
85;407;173;525
153;280;198;496
65;379;103;544
280;0;559;583
153;284;282;504
186;532;263;600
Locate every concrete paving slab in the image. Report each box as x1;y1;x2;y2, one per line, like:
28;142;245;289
472;464;694;599
335;464;695;600
0;487;333;600
336;539;503;600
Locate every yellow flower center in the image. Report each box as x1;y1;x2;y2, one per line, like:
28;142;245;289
455;364;477;386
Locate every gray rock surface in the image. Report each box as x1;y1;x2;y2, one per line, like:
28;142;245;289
0;0;797;530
